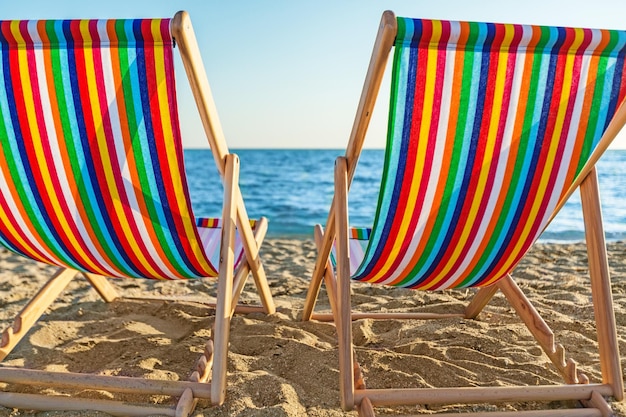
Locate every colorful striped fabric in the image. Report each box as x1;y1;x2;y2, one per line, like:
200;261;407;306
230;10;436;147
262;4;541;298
0;18;223;279
330;227;371;275
351;17;626;289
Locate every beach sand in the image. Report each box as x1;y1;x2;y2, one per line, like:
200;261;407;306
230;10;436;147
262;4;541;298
0;239;625;416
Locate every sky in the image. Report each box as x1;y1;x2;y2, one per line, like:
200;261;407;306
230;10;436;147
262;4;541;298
3;0;626;149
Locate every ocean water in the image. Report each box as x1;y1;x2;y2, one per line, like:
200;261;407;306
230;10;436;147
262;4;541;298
184;149;626;242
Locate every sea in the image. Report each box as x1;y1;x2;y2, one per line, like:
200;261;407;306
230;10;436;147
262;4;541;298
184;149;626;242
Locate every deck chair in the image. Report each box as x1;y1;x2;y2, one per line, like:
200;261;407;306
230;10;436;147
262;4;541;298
0;11;274;416
303;11;626;416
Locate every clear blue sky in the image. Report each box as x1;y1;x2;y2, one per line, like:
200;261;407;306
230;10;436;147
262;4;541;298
3;0;626;149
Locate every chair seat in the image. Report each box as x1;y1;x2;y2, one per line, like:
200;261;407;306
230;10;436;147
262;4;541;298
329;227;371;276
196;217;257;274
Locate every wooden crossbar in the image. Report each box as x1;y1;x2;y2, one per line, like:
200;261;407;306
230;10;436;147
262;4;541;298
0;367;212;398
354;384;613;407
0;392;177;417
404;409;603;417
311;312;465;321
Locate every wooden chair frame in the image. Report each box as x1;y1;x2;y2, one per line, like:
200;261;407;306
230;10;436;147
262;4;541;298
0;11;275;417
302;10;625;417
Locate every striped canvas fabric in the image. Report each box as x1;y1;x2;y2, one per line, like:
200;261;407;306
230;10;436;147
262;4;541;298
351;17;626;289
0;18;223;280
330;227;371;275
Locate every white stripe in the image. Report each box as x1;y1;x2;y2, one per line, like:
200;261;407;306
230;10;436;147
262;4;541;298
97;40;176;277
29;26;120;273
378;46;456;285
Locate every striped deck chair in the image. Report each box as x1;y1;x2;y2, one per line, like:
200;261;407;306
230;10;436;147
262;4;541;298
303;11;626;416
0;11;274;416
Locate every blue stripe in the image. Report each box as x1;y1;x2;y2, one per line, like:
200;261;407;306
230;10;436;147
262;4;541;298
62;20;142;276
0;37;83;267
131;20;202;277
51;20;136;274
354;37;417;280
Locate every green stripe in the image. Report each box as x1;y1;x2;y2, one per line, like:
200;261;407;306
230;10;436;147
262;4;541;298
461;49;546;285
399;45;477;286
576;56;609;174
115;20;185;274
44;20;126;272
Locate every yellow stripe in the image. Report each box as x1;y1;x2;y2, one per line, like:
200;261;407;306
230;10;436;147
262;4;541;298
150;21;213;273
422;26;516;290
366;21;444;283
489;30;584;282
79;21;160;276
0;160;48;263
11;22;108;272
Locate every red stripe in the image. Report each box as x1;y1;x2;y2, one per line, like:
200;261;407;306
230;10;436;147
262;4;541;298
421;40;504;288
70;20;150;275
11;25;89;266
141;20;208;275
90;21;166;277
386;26;451;283
444;43;520;289
368;30;432;280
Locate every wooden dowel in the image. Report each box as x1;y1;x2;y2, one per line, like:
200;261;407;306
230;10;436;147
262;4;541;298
82;272;119;302
357;397;376;417
406;409;602;417
311;312;466;322
0;367;211;398
0;392;177;417
355;384;612;407
121;296;266;315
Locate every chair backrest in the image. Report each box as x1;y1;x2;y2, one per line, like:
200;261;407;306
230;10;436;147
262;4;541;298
0;18;218;279
353;17;626;290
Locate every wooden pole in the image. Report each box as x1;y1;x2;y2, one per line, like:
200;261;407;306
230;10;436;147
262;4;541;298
230;216;270;317
354;383;612;406
580;168;624;401
211;154;238;405
0;367;211;398
334;156;355;411
0;392;177;417
305;11;398;321
170;11;229;176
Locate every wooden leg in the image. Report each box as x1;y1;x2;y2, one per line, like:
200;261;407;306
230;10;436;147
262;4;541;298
464;284;499;319
304;225;339;322
236;196;275;314
82;272;119;302
0;268;77;361
211;154;238;405
335;156;355;411
230;216;269;318
302;224;330;321
176;340;214;417
305;198;336;322
497;275;586;384
580;167;624;400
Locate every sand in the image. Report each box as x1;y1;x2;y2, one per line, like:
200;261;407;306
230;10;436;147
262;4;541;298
0;239;625;416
